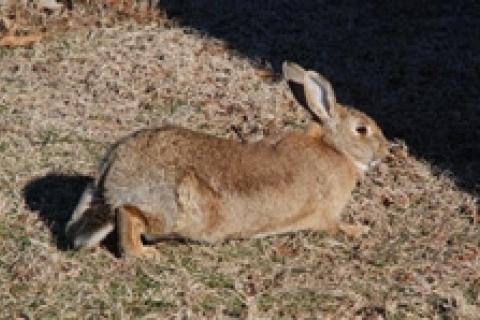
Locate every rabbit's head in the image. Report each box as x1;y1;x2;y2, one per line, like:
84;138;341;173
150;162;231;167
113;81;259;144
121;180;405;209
283;61;390;172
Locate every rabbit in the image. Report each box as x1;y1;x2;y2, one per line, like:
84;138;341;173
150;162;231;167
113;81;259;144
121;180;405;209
65;61;391;258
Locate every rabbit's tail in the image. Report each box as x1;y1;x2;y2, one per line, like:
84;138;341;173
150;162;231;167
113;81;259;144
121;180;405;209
65;183;115;249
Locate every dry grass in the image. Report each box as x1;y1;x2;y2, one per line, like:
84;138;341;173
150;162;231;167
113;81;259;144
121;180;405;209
0;1;478;318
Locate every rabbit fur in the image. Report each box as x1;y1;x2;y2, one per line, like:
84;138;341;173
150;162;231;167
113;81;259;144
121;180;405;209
65;61;390;257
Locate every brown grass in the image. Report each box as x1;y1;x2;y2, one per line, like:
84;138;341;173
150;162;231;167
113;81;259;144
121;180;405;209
0;1;478;318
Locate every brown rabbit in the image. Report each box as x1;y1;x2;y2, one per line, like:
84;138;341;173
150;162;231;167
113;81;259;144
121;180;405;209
65;62;390;257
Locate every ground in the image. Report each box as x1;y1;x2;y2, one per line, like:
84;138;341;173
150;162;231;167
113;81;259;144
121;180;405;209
0;1;478;319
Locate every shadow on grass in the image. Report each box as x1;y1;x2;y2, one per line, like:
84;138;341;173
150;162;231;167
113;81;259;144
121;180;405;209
22;173;92;250
22;173;117;253
159;1;480;194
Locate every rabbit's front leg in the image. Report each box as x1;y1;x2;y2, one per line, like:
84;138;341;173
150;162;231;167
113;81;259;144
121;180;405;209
117;205;158;258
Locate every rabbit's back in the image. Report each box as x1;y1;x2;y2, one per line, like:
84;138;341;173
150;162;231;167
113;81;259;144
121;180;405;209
101;126;300;216
98;126;357;241
102;127;295;199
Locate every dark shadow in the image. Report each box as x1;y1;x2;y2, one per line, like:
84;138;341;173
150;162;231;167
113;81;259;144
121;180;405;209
159;1;480;193
22;173;107;251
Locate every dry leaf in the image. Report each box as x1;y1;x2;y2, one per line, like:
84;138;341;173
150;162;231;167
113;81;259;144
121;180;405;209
254;68;274;79
0;34;43;47
272;240;296;257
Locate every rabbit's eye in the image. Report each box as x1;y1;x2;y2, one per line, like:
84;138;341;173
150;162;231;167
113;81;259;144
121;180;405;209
356;125;368;135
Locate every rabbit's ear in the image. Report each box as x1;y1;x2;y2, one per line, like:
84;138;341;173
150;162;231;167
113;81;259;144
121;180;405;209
283;61;309;111
282;61;306;84
304;71;336;122
283;61;336;122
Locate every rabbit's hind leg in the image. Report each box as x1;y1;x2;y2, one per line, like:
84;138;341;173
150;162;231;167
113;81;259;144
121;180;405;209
117;205;159;258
